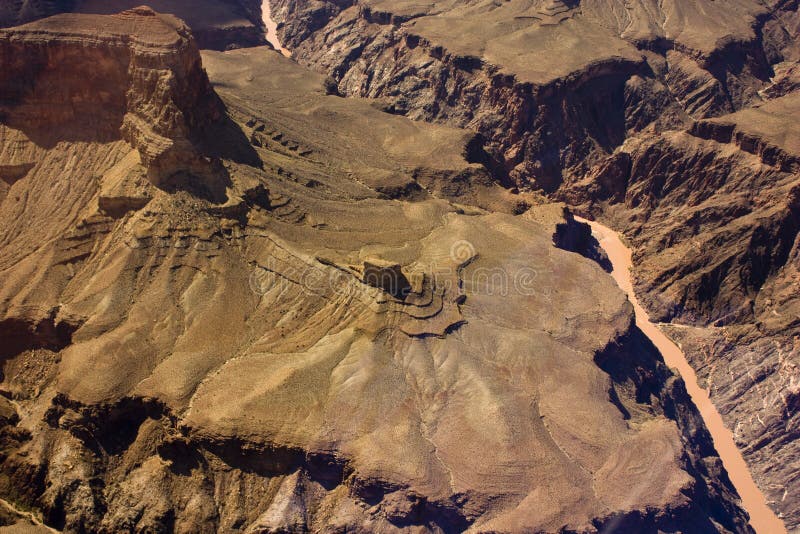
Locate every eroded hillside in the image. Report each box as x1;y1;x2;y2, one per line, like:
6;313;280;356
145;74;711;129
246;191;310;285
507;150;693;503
266;0;800;527
0;7;758;533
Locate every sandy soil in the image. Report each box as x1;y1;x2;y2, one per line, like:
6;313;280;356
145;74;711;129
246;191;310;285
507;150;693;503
576;216;787;534
262;0;291;57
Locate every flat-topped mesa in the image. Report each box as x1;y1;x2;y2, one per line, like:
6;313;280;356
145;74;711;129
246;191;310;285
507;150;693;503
0;7;224;187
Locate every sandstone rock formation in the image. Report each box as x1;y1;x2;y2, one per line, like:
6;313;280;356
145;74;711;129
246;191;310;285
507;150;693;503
265;0;800;527
0;10;757;532
0;7;229;190
0;1;269;50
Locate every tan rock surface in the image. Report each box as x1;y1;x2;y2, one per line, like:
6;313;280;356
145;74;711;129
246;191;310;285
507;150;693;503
0;11;750;532
273;0;799;528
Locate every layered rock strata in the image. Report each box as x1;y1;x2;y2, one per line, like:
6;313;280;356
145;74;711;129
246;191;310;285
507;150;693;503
266;0;800;526
0;7;225;187
0;11;754;531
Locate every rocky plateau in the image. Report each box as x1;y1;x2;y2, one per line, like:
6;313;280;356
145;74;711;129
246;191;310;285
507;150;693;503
0;0;797;533
262;0;800;529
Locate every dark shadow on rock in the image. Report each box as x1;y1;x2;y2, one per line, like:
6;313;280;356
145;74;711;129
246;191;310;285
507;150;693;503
197;101;262;170
44;395;169;457
196;436;347;486
158;163;232;204
553;212;613;272
464;133;511;187
594;326;667;410
0;316;79;361
157;437;205;476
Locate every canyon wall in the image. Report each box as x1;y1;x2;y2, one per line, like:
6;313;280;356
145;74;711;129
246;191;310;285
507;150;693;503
0;10;756;531
268;0;800;526
0;7;225;187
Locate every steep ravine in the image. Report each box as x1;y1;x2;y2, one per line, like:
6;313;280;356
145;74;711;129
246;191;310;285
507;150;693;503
268;0;800;527
261;0;291;56
0;9;761;531
576;217;787;534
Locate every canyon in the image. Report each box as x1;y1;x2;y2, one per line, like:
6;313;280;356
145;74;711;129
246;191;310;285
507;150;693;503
578;217;785;534
265;0;800;529
262;0;291;57
0;0;797;532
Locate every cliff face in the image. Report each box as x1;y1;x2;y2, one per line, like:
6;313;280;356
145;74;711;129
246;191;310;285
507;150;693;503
0;11;754;532
268;0;800;527
590;95;800;526
269;0;784;190
0;7;224;186
0;1;268;50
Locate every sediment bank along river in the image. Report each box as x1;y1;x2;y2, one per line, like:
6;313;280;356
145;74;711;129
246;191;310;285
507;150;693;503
576;216;786;534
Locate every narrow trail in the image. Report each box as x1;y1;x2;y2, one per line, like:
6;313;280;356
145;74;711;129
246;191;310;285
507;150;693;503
576;216;786;534
0;498;57;532
261;0;292;57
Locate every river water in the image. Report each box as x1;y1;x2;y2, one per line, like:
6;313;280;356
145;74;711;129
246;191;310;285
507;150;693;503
261;0;291;57
248;6;782;528
576;217;786;533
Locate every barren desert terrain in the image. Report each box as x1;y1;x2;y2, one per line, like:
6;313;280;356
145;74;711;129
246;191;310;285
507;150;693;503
0;1;797;532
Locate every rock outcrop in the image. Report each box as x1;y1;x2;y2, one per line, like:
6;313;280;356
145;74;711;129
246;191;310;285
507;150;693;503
0;0;269;50
0;7;225;187
0;12;754;531
264;0;800;527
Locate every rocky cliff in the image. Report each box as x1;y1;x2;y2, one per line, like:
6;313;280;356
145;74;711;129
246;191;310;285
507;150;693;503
0;7;227;188
269;0;786;188
267;0;800;527
0;0;269;50
0;10;756;532
590;94;800;527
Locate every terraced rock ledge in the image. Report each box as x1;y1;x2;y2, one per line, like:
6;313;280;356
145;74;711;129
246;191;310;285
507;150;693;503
0;8;763;532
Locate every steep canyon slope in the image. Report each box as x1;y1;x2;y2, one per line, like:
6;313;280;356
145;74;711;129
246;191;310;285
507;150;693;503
0;7;760;533
0;0;268;50
266;0;800;528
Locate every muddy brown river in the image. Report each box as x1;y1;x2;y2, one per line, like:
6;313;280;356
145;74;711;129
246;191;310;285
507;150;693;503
577;216;786;534
261;0;291;57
